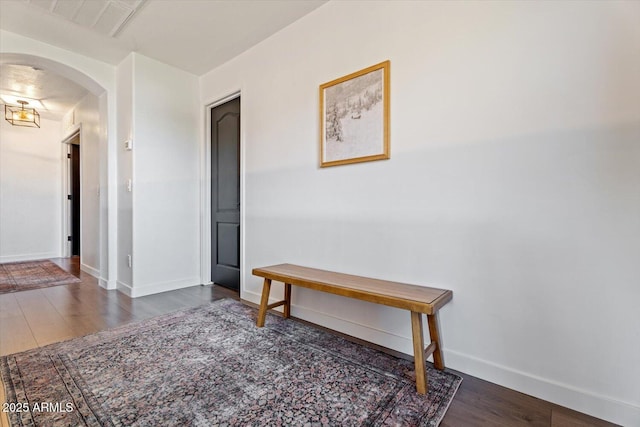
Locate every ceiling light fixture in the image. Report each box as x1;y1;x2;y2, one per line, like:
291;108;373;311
5;100;40;128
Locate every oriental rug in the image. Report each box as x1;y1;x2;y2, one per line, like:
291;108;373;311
0;260;81;294
0;299;461;426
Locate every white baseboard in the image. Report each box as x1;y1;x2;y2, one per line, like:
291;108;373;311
99;278;116;290
80;263;100;278
243;290;638;427
0;252;60;263
444;349;639;427
119;277;201;298
116;280;133;296
81;264;117;291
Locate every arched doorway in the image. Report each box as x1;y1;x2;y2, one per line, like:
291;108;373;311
0;53;116;289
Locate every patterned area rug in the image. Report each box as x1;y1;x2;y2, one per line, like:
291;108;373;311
0;260;81;294
1;299;462;426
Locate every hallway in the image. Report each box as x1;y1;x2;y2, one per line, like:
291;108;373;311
0;257;237;356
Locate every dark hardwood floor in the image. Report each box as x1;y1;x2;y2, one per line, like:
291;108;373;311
0;258;617;426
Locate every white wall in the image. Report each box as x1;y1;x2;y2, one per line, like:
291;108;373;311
132;54;201;295
116;54;134;289
200;1;640;425
98;92;109;286
0;117;63;262
116;53;201;297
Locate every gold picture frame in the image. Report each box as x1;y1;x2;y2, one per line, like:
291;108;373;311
319;60;390;167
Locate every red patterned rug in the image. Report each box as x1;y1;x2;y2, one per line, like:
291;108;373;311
0;260;81;294
1;299;461;426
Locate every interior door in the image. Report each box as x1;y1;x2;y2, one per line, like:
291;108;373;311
211;97;240;291
70;142;81;257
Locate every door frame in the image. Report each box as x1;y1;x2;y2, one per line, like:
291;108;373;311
201;91;244;293
61;125;81;258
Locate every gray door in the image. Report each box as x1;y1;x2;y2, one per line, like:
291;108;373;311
70;143;80;256
211;97;240;291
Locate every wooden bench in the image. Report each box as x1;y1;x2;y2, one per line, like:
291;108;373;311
252;263;453;395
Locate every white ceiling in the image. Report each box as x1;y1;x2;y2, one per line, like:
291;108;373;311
0;63;89;120
0;0;327;120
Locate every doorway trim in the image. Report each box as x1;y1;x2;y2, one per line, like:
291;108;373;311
201;90;244;294
61;125;81;258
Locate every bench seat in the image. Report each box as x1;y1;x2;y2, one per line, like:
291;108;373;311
252;263;453;394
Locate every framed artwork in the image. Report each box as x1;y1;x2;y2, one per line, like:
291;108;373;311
320;60;390;167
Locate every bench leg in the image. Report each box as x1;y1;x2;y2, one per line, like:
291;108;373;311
427;313;445;370
256;278;272;327
283;283;292;319
410;311;428;394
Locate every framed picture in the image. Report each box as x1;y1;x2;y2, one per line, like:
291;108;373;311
320;60;390;167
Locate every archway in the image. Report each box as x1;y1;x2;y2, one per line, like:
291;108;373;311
0;52;115;289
